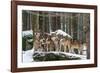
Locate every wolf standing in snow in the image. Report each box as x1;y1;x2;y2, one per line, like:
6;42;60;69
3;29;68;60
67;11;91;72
59;37;71;52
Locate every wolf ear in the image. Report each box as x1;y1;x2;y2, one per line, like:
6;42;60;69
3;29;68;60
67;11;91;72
34;32;37;35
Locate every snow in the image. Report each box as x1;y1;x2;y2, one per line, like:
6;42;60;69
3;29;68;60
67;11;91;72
55;29;72;38
27;39;33;42
22;49;34;63
83;44;87;50
22;30;33;37
22;49;86;63
61;52;86;60
50;29;72;38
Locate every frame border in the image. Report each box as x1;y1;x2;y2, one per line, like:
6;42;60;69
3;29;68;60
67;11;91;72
11;1;97;72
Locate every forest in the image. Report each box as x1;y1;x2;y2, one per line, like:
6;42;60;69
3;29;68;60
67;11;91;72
22;10;90;60
22;10;90;42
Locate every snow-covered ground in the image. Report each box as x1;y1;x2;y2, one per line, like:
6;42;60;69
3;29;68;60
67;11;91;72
22;49;87;63
22;49;34;63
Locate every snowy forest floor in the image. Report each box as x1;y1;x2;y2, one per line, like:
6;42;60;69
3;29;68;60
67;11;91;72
22;48;87;63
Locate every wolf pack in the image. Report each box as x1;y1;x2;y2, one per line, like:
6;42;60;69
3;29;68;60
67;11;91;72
33;31;87;55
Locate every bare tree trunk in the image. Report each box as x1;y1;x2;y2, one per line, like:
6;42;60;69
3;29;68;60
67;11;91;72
49;13;52;33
